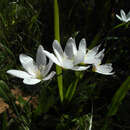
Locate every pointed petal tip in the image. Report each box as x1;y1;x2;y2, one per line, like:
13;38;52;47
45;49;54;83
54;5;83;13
19;53;24;59
53;40;59;44
69;37;73;40
81;38;86;41
95;43;101;46
38;45;44;50
120;9;124;13
68;37;75;42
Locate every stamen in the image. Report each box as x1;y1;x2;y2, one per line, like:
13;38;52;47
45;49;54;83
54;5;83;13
36;70;43;80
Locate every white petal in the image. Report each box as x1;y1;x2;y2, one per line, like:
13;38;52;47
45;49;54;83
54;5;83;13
78;38;86;56
74;38;87;64
94;63;114;75
84;45;103;65
62;58;73;69
42;50;61;66
126;11;130;19
36;45;46;66
42;71;56;81
96;49;105;58
64;37;75;58
53;40;64;64
120;9;127;22
74;51;85;65
19;54;38;76
84;55;99;64
127;17;130;22
7;70;31;79
23;78;41;85
72;66;90;71
42;59;53;76
69;37;77;56
116;14;123;21
87;44;101;56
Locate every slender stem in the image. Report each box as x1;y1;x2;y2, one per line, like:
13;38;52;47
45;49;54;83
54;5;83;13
69;78;79;102
54;0;63;102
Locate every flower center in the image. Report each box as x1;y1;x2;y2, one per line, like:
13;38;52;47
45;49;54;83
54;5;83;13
36;70;43;80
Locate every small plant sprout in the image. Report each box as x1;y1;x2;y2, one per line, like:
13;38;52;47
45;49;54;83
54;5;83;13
116;9;130;23
43;37;90;71
7;45;56;85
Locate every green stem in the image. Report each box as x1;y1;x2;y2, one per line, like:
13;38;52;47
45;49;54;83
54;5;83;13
69;78;79;102
54;0;63;102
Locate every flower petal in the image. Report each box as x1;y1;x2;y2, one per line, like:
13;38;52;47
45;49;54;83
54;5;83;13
87;44;101;56
62;58;73;69
94;49;105;65
84;45;103;65
126;11;130;21
72;66;90;71
78;38;86;56
19;54;38;76
42;71;56;81
116;14;123;21
64;37;76;58
7;70;31;79
42;59;53;77
53;40;64;64
36;45;46;66
23;78;41;85
120;9;127;22
96;49;105;59
42;50;61;66
74;38;87;64
93;63;114;75
84;54;100;64
71;38;78;56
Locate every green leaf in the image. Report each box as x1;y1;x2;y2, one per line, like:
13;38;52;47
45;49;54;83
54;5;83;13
2;112;8;130
34;87;55;115
101;76;130;130
65;78;79;102
17;96;27;106
0;80;10;102
0;42;15;61
0;80;16;104
108;76;130;116
113;22;126;29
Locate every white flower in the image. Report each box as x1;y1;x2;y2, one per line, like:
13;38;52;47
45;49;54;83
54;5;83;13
116;9;130;22
92;63;114;75
42;37;90;71
83;44;114;75
83;44;105;65
7;45;56;85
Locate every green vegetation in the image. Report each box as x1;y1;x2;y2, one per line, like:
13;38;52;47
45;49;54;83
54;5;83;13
0;0;130;130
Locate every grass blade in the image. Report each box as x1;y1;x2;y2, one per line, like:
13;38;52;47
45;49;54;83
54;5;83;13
101;76;130;130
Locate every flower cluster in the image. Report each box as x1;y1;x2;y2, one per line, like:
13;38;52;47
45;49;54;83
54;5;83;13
7;8;130;85
7;37;114;85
